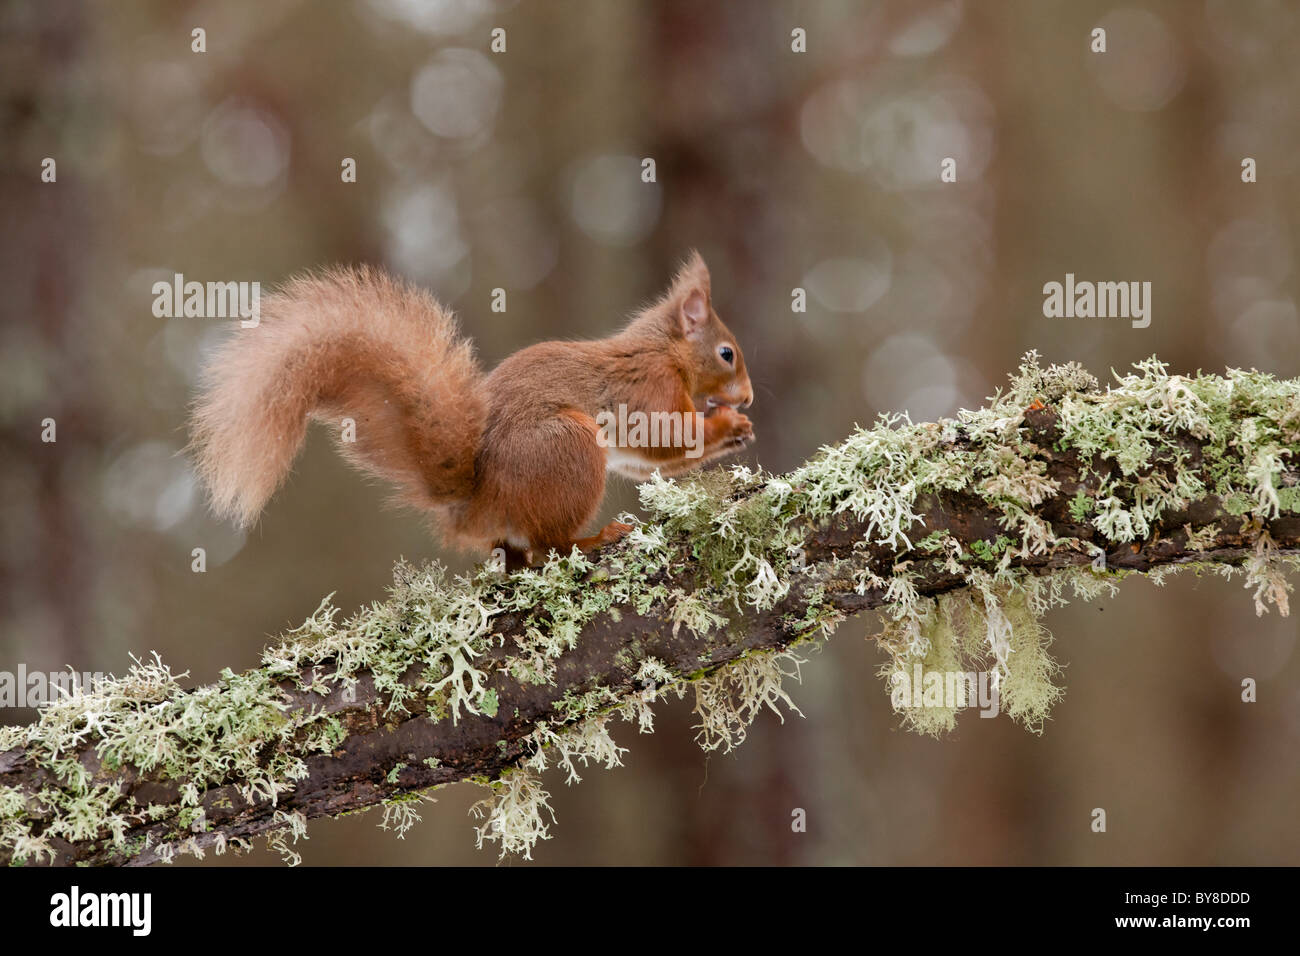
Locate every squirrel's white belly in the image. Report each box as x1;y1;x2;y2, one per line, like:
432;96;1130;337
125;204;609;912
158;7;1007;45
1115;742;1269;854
604;446;660;481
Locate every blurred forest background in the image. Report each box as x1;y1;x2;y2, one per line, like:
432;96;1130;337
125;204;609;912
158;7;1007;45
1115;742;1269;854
2;0;1299;865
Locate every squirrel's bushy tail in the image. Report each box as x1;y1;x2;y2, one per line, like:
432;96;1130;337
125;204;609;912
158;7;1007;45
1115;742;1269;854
189;265;486;527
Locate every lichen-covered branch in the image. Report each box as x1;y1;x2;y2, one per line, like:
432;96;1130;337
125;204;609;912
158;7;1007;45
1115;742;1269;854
4;354;1300;866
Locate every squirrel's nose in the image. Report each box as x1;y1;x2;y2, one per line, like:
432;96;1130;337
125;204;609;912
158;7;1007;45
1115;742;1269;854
717;384;753;410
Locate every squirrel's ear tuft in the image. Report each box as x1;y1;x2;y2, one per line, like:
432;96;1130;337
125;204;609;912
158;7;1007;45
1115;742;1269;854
672;250;711;297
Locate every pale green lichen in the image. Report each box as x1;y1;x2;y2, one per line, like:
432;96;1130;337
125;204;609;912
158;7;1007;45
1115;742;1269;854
880;585;1063;736
633;657;673;688
378;791;436;839
1184;522;1220;552
525;714;626;786
469;768;555;861
266;809;308;866
693;648;807;753
621;657;683;734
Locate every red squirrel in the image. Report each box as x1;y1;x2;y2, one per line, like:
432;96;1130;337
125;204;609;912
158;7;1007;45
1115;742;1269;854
189;252;754;567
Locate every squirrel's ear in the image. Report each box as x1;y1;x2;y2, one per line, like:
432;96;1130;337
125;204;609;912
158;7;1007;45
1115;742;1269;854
680;288;709;335
672;251;712;336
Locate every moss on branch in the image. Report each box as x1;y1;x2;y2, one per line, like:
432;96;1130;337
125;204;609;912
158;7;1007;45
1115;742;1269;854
3;354;1300;866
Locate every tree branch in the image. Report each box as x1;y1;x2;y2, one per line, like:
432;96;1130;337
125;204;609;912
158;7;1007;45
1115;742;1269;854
4;355;1299;865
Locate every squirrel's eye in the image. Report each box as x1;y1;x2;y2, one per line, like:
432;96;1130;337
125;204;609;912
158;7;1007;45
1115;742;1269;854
718;345;734;365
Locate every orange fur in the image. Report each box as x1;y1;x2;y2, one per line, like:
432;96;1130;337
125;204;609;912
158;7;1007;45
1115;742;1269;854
189;253;754;563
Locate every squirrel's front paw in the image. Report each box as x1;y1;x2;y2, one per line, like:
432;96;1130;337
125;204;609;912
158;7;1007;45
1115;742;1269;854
738;414;755;445
722;409;754;447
